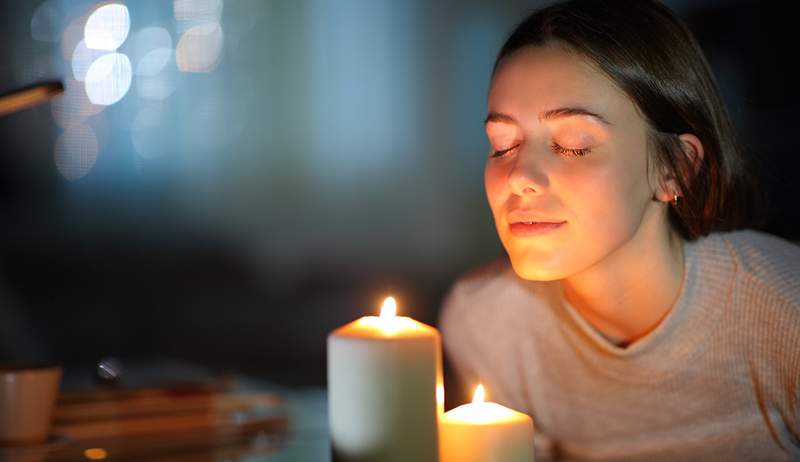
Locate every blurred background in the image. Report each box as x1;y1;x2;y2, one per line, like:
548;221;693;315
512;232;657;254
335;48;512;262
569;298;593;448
0;0;797;407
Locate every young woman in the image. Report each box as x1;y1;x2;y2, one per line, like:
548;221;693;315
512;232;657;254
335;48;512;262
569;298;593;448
439;0;800;460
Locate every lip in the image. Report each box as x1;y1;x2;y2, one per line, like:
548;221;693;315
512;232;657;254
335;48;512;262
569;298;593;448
508;220;566;237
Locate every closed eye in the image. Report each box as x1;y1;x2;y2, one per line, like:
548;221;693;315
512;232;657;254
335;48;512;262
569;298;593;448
490;144;520;158
551;142;590;157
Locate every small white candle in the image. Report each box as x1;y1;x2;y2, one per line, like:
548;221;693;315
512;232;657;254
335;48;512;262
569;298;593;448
328;297;442;462
440;384;534;462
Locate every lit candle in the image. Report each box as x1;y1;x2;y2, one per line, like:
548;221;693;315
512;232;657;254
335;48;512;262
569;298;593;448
328;296;442;462
440;384;534;462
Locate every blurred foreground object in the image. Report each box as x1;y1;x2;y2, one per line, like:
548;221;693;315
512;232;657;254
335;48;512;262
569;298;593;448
0;382;288;461
0;81;63;117
0;364;62;446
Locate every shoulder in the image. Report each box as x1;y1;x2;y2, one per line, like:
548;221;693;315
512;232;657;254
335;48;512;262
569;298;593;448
438;257;558;349
709;229;800;304
441;258;534;331
439;258;514;335
438;258;560;407
441;258;516;310
710;231;800;409
707;231;800;371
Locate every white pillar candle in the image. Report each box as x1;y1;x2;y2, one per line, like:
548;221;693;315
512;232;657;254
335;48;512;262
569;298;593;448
440;384;534;462
328;296;442;462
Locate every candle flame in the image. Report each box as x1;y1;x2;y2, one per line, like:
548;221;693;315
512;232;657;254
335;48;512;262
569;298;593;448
472;384;485;404
380;296;397;318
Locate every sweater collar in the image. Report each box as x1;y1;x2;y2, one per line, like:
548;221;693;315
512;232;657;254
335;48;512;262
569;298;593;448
553;233;736;382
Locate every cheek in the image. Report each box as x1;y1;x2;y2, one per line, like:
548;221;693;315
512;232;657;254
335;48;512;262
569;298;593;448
484;162;508;213
563;154;651;239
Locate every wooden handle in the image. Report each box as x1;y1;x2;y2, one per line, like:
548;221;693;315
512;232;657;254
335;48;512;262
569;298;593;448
0;81;64;117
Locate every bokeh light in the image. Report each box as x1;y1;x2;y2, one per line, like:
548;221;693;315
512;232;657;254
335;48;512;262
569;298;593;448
61;13;88;61
84;3;130;51
136;48;173;77
176;22;224;73
54;125;99;181
30;0;60;42
128;26;173;77
51;78;104;129
83;447;108;460
136;71;178;101
174;0;224;22
126;26;177;100
84;53;133;106
71;39;107;81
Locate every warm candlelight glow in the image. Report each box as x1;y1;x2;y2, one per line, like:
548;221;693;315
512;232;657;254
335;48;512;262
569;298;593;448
340;296;433;338
83;448;108;460
473;384;485;404
442;384;530;425
381;296;397;318
440;385;534;462
437;382;445;415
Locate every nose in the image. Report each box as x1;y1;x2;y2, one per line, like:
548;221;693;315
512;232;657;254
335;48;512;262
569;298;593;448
508;148;547;196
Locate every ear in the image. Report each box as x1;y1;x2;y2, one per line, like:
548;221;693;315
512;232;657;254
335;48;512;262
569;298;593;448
654;133;704;203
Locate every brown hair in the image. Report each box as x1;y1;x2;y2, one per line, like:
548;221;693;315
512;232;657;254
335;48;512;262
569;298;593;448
494;0;762;240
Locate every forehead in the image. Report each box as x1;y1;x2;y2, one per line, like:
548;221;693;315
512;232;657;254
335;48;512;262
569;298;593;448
488;44;641;127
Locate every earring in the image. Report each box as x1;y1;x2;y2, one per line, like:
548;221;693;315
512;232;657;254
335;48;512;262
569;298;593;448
672;194;680;206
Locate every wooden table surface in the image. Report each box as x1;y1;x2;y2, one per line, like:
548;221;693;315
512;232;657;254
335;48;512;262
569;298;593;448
1;382;294;462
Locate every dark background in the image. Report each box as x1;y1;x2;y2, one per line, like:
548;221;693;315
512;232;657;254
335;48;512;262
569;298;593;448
1;0;797;408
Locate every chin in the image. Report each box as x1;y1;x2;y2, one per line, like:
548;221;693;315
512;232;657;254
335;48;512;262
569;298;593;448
507;254;566;282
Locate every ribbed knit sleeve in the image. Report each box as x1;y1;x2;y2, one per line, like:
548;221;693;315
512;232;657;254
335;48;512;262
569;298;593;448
780;295;800;454
723;231;800;455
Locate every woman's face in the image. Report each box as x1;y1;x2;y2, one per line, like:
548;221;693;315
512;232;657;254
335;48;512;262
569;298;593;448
485;44;662;281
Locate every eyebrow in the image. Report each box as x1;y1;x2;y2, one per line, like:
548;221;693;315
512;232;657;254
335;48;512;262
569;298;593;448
484;107;612;126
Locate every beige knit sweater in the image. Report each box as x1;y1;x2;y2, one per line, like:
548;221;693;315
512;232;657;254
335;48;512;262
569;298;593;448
440;230;800;461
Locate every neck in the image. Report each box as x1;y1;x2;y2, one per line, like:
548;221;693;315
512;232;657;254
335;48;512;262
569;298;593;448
560;204;685;346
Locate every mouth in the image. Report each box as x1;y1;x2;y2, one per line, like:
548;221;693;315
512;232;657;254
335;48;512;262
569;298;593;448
508;220;566;237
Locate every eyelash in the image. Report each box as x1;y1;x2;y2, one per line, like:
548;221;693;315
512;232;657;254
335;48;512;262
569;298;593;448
490;143;591;158
490;145;519;158
550;142;591;158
